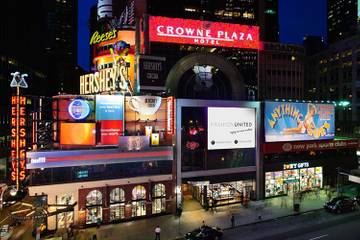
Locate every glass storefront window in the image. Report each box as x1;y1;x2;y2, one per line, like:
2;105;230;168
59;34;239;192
86;190;103;224
56;194;74;229
265;171;284;197
132;185;146;217
152;184;166;214
86;190;102;206
110;188;125;203
153;184;165;197
57;212;74;229
110;188;125;221
86;206;102;225
191;180;255;206
265;166;323;198
110;203;125;221
132;201;146;217
132;185;146;200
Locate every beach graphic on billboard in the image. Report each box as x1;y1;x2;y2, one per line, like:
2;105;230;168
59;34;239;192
265;102;335;142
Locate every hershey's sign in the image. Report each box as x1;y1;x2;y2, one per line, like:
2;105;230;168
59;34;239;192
80;64;130;94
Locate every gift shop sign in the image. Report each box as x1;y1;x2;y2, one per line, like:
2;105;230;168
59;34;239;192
10;96;26;184
149;16;260;49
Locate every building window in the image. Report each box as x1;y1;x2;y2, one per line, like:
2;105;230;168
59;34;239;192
110;188;125;221
131;185;146;217
85;190;103;225
56;194;74;229
152;184;166;214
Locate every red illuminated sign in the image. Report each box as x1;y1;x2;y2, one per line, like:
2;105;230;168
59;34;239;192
166;97;174;135
149;16;260;49
10;96;26;185
100;120;123;145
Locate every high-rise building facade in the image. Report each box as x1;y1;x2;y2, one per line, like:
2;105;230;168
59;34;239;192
258;42;305;100
327;0;358;44
305;36;360;136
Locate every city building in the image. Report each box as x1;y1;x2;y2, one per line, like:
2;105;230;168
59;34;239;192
303;35;325;56
0;0;79;95
259;0;279;42
305;35;360;136
27;95;175;229
19;0;359;232
258;42;305;100
327;0;358;44
0;54;47;183
263;101;358;198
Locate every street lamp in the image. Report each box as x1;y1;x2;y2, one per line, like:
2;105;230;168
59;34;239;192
9;72;28;192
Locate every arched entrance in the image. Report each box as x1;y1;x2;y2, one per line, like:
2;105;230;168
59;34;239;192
165;53;245;100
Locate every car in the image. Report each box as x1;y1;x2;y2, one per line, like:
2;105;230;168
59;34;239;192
185;225;223;240
324;196;357;213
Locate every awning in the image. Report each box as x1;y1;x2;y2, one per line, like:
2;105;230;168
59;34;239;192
27;146;173;169
262;139;359;154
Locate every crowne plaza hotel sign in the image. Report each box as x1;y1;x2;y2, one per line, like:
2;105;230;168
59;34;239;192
80;64;130;94
149;16;260;49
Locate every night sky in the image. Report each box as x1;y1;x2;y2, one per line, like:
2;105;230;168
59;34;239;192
77;0;327;70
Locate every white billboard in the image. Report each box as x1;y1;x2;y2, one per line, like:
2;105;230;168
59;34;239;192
207;107;256;150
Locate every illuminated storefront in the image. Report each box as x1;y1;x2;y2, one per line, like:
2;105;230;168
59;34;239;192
265;162;323;197
27;93;175;229
262;139;359;199
189;180;255;207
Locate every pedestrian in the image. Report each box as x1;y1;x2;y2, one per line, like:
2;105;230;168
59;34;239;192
327;190;332;201
96;217;101;228
155;225;161;240
201;220;206;228
230;214;235;228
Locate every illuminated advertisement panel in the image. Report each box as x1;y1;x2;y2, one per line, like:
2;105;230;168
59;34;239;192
358;0;360;22
60;123;96;145
68;99;91;120
207;107;256;150
95;95;124;120
10;96;26;184
149;16;260;49
99;120;123;145
52;96;94;121
265;102;335;142
166;97;174;135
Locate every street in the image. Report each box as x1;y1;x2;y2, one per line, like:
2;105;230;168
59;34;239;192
287;218;360;240
223;209;360;240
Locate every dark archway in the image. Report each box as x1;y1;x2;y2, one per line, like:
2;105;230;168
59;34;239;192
165;53;245;100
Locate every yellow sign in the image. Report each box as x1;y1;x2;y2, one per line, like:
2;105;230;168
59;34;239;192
80;64;130;94
151;133;159;146
90;29;117;45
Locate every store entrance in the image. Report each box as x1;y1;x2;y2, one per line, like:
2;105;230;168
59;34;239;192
181;183;203;212
284;180;300;196
183;180;255;209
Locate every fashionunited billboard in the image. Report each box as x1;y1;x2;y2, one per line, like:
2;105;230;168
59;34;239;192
149;16;260;49
265;102;335;142
207;107;256;150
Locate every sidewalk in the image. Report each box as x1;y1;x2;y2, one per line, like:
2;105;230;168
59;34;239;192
75;189;335;240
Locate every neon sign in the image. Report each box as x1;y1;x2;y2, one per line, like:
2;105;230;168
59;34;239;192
10;96;26;184
79;64;130;94
149;16;260;49
68;99;91;120
90;29;117;45
283;162;310;170
166;97;174;135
